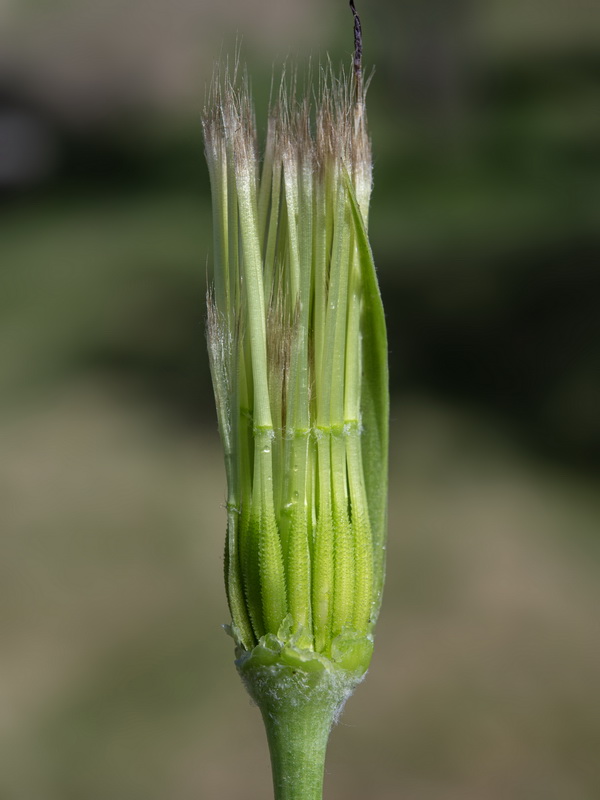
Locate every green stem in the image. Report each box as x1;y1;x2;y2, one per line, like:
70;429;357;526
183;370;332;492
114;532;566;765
237;652;364;800
263;695;333;800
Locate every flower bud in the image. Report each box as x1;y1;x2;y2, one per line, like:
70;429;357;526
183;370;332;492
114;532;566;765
203;60;387;678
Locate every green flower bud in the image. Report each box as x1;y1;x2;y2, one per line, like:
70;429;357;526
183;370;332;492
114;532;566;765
203;28;388;799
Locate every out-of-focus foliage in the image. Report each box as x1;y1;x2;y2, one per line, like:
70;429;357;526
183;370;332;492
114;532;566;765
1;1;599;798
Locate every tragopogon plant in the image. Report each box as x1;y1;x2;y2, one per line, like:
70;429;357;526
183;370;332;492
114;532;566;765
202;5;388;799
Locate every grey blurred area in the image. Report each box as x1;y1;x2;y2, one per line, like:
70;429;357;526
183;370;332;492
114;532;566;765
1;1;599;799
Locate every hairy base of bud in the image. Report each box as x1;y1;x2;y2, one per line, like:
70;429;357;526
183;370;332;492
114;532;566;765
235;633;370;800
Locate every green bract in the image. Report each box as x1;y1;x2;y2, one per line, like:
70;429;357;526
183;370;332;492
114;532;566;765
203;62;388;677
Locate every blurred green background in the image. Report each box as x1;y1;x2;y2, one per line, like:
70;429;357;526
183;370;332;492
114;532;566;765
1;1;599;798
